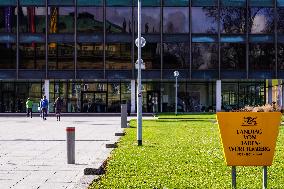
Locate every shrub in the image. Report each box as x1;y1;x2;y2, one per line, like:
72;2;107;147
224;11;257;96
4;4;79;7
232;103;280;112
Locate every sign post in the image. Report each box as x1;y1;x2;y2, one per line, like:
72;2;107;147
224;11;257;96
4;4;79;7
136;0;146;146
217;112;281;188
174;71;179;116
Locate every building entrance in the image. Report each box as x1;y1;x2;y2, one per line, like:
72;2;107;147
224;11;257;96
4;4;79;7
147;91;160;113
81;92;107;113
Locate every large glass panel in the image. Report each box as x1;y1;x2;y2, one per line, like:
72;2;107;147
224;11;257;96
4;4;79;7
249;8;274;34
106;43;131;70
106;7;132;34
135;43;161;69
239;82;265;107
164;0;188;6
108;82;120;112
19;7;45;33
77;7;103;33
221;43;246;70
278;43;284;70
77;0;102;6
221;0;246;6
106;0;132;6
250;0;273;7
0;43;16;69
48;43;74;70
192;43;218;70
277;8;284;33
220;7;246;34
134;7;160;34
19;43;45;69
77;43;103;69
134;0;160;6
249;43;275;71
163;42;189;69
278;0;284;6
192;0;217;6
48;7;74;33
0;7;17;33
48;0;74;6
163;7;189;33
191;7;218;34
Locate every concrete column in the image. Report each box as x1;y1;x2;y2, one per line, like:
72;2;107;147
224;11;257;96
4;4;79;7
216;80;222;112
131;80;136;113
267;80;272;104
44;80;49;112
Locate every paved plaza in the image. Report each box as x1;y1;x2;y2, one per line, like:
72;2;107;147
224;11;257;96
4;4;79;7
0;116;126;189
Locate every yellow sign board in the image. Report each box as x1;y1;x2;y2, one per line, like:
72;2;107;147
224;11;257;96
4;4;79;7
217;112;281;166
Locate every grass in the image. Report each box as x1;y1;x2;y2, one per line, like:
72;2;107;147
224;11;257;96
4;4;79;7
89;117;284;189
158;113;216;119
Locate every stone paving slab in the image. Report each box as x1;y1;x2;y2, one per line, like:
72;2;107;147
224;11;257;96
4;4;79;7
0;116;126;189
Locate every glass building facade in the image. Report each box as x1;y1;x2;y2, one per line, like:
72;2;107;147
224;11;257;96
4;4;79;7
0;0;283;113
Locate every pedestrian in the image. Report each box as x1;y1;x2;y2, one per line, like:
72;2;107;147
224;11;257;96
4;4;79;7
54;97;63;121
26;98;33;118
40;95;48;120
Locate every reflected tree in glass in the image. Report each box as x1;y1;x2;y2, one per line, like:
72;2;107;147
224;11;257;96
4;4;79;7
249;8;274;33
220;7;246;33
192;7;218;33
221;43;246;70
163;43;189;69
250;44;275;71
192;43;218;70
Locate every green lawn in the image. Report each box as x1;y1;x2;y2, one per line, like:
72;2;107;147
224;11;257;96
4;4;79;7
89;118;284;189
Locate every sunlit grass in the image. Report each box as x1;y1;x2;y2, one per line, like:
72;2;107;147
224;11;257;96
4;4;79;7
89;118;284;189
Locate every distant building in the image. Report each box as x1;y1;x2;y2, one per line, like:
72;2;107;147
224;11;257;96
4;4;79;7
0;1;283;113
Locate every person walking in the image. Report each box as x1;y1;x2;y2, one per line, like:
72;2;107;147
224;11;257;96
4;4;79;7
54;97;63;121
26;98;33;118
40;95;48;120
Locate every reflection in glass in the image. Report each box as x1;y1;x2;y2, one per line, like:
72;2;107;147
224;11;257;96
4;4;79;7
106;7;132;33
278;44;284;70
277;8;284;33
192;43;218;70
135;43;161;69
220;7;246;34
191;7;218;34
77;7;103;33
19;43;45;69
0;43;16;69
249;44;275;71
163;7;189;33
221;43;246;70
108;82;120;112
48;43;74;70
249;8;274;34
106;43;131;70
77;43;103;69
19;7;45;33
134;7;160;33
0;7;17;33
48;7;74;33
163;43;189;69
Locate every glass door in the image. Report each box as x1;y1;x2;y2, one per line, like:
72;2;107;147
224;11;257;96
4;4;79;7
81;92;107;113
94;92;107;113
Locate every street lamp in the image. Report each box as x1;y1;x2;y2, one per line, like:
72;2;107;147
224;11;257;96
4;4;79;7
174;71;179;116
136;0;146;146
